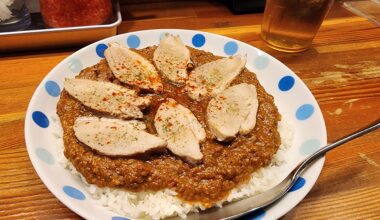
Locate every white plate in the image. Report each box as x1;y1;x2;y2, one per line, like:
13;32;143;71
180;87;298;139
25;29;327;220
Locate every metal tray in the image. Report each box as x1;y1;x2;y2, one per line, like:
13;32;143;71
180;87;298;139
0;1;122;52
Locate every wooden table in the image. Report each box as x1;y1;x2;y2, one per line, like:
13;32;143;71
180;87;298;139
1;1;379;219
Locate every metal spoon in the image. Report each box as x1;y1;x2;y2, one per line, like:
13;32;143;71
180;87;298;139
187;118;380;220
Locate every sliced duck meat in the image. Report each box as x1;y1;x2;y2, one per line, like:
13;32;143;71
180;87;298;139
185;55;246;101
73;117;167;156
64;78;151;119
154;98;206;164
153;34;191;85
104;42;163;93
207;83;258;142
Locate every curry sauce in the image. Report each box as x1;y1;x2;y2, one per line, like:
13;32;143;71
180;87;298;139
57;47;281;206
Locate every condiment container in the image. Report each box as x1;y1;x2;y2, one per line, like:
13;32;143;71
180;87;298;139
39;0;113;28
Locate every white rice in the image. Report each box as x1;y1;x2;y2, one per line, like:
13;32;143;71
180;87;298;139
51;116;293;220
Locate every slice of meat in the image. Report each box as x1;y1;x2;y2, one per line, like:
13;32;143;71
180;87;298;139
153;34;191;85
206;83;259;142
154;98;206;164
104;42;163;93
185;55;247;101
64;78;151;119
73;117;167;156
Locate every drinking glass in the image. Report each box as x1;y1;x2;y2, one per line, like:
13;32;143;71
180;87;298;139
261;0;334;52
0;0;31;32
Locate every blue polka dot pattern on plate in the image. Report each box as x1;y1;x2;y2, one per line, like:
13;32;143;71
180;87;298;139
300;139;320;155
32;111;49;128
278;75;295;92
36;148;54;165
159;32;168;41
192;34;206;48
296;104;314;120
68;58;83;73
254;55;269;70
240;209;266;220
224;41;238;55
45;80;60;97
112;217;129;220
127;35;141;48
63;186;86;200
289;177;306;192
96;43;108;58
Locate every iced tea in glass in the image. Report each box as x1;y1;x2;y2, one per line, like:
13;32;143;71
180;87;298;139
261;0;334;52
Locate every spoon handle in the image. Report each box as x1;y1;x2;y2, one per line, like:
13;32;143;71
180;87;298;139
294;118;380;180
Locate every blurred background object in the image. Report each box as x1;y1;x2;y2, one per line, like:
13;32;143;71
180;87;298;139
0;0;121;52
0;0;31;32
3;0;377;52
119;0;266;14
39;0;113;28
221;0;265;14
261;0;334;53
342;0;380;26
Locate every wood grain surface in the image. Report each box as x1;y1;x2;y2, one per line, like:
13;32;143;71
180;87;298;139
1;1;379;219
